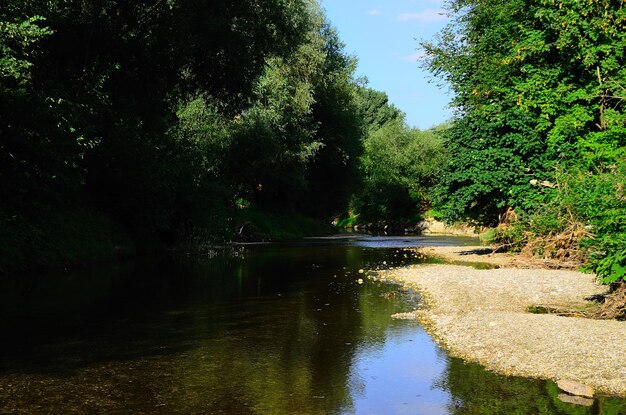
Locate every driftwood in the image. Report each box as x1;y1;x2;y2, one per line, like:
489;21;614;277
529;282;626;321
589;282;626;320
528;304;590;318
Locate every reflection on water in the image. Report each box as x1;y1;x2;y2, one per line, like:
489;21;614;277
0;236;624;414
439;359;626;415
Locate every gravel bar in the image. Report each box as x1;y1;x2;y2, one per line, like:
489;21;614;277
382;257;626;396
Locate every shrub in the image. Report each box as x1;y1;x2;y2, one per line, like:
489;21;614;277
491;163;626;283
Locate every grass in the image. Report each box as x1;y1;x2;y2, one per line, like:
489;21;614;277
335;213;359;229
234;208;332;241
0;201;135;274
0;202;333;273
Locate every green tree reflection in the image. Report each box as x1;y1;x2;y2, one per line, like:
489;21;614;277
438;358;626;415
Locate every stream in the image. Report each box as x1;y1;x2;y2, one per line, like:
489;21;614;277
0;235;624;414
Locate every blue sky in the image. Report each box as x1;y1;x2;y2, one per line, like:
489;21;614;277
320;0;451;129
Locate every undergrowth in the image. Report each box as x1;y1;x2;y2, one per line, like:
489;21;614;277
0;201;134;274
485;163;626;284
234;208;331;241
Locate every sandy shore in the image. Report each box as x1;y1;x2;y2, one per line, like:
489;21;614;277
380;246;626;397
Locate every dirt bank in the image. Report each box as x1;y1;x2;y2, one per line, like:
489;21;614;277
379;247;626;397
416;245;580;269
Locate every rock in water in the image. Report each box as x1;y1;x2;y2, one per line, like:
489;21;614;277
557;393;594;407
556;380;595;398
391;312;418;320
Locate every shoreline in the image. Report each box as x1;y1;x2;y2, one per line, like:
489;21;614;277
415;244;581;270
379;245;626;397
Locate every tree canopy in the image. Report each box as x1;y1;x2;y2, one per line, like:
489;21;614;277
0;0;368;271
423;0;626;282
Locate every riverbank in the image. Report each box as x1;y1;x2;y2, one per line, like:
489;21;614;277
0;204;330;275
233;209;331;242
380;245;626;397
416;245;581;269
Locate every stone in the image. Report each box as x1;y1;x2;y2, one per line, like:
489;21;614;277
557;393;594;407
391;312;418;320
556;380;595;398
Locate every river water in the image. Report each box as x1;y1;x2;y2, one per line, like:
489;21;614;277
0;235;624;414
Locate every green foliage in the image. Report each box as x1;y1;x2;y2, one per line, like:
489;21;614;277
225;17;325;208
166;4;364;223
234;209;330;241
354;85;404;131
350;94;447;222
0;16;51;83
302;21;364;218
597;250;626;285
424;0;626;222
423;0;558;225
335;213;359;229
359;121;446;220
479;222;529;252
423;208;444;221
424;0;626;282
555;164;626;283
488;164;626;282
0;0;369;270
167;94;235;242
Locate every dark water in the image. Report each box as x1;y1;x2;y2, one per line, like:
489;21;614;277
0;235;624;414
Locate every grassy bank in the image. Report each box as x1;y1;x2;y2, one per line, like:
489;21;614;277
0;204;333;274
234;209;332;241
0;203;137;275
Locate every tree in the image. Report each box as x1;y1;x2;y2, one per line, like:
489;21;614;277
422;0;626;225
224;7;365;219
355;86;404;132
2;0;356;270
0;16;51;83
423;0;626;281
300;19;365;218
352;117;446;222
348;86;448;222
0;0;310;230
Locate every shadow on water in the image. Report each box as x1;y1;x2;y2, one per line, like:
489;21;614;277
0;244;412;368
0;235;624;414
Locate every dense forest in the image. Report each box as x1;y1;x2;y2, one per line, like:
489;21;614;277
423;0;626;284
0;0;440;272
1;0;625;286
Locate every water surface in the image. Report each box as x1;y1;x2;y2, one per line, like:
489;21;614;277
0;235;624;414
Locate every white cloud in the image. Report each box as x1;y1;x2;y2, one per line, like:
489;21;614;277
400;51;428;62
397;9;448;22
367;9;381;16
393;49;426;63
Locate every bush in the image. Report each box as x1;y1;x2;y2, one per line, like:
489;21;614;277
490;163;626;283
548;164;626;283
234;208;330;241
0;201;133;274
